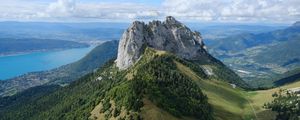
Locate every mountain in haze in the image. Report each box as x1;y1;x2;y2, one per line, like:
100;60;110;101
208;21;300;87
210;21;300;52
0;22;127;41
0;16;252;120
0;38;88;56
0;41;118;97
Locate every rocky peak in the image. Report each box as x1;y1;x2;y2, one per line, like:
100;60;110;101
116;16;208;70
165;16;180;25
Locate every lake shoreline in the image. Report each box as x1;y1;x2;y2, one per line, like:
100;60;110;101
0;45;96;80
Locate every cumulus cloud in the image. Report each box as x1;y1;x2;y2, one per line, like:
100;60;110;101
162;0;300;22
46;0;76;17
72;3;161;20
41;0;161;21
0;0;299;23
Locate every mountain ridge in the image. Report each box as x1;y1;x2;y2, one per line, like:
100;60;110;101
116;16;208;70
115;16;248;88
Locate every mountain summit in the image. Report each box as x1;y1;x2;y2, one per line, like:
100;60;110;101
116;16;208;70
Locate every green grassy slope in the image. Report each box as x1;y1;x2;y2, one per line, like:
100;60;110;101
177;59;300;120
175;61;255;120
250;80;300;120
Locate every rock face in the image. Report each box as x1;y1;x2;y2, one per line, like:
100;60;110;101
116;16;208;70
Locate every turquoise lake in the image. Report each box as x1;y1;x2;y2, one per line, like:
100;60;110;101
0;46;95;80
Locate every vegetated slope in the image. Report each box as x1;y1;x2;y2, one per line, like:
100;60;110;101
249;80;300;120
0;85;60;108
0;40;118;97
174;59;255;120
273;68;300;86
208;21;300;87
0;48;248;120
0;38;88;55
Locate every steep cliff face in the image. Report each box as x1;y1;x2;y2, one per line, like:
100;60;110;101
116;16;208;70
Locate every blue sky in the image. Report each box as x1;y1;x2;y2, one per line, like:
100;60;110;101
0;0;299;23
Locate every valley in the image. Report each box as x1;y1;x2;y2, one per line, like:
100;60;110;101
208;22;300;88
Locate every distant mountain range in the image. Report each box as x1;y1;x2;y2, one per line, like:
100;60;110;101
189;24;286;40
0;22;127;41
208;21;300;87
0;38;89;56
210;21;299;52
0;41;118;97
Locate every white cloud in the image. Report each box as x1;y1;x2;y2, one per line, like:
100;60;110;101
162;0;300;23
0;0;299;23
46;0;76;17
42;0;161;21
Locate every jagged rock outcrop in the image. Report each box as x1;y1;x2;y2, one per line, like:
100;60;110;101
116;16;208;70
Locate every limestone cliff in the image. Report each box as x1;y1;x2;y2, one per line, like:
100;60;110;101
116;16;208;70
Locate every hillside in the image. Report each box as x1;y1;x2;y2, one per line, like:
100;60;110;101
3;49;298;119
249;79;300;120
273;68;300;86
0;38;89;56
208;22;300;87
0;47;249;120
0;41;118;97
